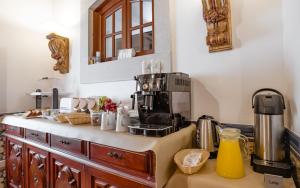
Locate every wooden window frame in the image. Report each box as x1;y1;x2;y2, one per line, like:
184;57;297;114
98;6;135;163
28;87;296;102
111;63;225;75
90;0;154;63
127;0;155;57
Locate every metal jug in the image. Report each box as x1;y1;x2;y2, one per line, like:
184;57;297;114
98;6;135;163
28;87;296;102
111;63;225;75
252;88;286;161
196;115;220;155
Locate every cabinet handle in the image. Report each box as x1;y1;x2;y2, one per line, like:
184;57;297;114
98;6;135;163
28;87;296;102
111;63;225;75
16;152;21;157
12;163;16;171
107;151;123;160
59;140;70;145
38;163;44;170
69;178;76;185
31;133;39;137
33;176;39;184
107;152;113;157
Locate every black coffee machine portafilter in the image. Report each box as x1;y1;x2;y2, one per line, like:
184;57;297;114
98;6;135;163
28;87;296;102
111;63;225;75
129;73;191;137
251;88;292;178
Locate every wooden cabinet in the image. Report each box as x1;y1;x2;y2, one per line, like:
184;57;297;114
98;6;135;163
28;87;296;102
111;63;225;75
25;145;49;188
5;125;24;137
25;129;48;145
90;143;155;179
4;126;155;188
50;154;85;188
86;166;152;188
6;137;24;188
50;134;87;157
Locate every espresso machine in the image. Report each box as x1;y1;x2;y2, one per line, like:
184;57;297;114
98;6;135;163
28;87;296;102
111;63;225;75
251;88;291;178
129;73;191;137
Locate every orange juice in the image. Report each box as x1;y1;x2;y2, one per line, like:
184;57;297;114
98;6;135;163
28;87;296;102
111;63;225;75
216;128;245;179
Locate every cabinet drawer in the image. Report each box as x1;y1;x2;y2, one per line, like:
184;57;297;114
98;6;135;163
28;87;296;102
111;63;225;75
86;166;154;188
5;125;24;137
25;129;48;144
50;134;87;157
90;143;151;174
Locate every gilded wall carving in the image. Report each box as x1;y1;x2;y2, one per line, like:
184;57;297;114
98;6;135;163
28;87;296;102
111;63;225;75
46;33;69;74
202;0;232;52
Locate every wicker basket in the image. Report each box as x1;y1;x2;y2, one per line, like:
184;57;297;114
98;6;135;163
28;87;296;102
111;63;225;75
174;149;210;175
65;115;91;125
56;113;91;125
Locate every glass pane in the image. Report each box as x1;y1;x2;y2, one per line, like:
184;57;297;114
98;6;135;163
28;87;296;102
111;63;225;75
143;0;152;24
131;2;140;27
115;9;122;32
106;37;112;58
115;34;122;57
106;15;112;34
132;29;141;52
143;26;153;51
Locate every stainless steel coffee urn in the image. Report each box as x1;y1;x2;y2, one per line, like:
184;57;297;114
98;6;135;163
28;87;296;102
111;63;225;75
251;88;291;177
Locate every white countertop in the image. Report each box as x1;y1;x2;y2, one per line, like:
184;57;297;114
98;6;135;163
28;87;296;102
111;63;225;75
166;159;296;188
2;115;166;152
1;115;195;188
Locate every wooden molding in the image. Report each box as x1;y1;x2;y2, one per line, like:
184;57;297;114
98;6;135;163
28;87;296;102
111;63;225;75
202;0;232;53
46;33;70;74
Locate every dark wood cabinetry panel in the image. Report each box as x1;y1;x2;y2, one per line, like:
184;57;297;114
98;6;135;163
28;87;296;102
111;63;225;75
90;143;155;179
50;134;87;157
5;125;24;137
50;153;85;188
25;145;49;188
25;129;48;145
5;127;156;188
86;166;153;188
6;137;24;188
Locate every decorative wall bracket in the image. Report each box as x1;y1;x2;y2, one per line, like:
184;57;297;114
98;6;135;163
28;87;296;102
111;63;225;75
46;33;69;74
202;0;232;53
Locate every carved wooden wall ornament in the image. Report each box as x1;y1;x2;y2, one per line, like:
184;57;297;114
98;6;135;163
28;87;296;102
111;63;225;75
46;33;69;74
202;0;232;53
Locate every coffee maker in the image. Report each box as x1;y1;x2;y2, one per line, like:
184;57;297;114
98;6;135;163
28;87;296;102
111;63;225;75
251;88;291;178
129;73;191;137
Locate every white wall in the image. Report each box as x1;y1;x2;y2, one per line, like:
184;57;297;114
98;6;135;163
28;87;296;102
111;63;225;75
0;0;294;129
0;0;56;112
0;48;6;113
174;0;286;123
63;0;286;124
282;0;300;134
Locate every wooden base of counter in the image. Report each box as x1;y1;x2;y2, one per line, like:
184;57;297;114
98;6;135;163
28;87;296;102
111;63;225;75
4;124;155;188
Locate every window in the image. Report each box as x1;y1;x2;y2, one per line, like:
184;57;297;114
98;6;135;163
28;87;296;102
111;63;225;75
90;0;154;63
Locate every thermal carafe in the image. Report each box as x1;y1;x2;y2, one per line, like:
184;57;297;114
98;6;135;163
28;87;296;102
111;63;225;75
252;88;286;161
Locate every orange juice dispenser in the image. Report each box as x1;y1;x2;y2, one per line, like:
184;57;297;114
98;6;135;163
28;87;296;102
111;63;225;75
216;128;247;179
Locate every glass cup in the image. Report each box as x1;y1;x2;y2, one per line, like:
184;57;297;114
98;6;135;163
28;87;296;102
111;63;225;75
90;112;102;126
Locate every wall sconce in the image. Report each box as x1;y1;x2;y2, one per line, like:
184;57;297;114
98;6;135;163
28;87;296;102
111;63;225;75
202;0;232;53
46;33;69;74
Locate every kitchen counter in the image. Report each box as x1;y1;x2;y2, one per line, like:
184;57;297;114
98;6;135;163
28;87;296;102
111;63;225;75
1;115;195;188
165;159;295;188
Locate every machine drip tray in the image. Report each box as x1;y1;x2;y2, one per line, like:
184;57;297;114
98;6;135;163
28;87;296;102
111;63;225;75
251;155;292;178
128;124;174;137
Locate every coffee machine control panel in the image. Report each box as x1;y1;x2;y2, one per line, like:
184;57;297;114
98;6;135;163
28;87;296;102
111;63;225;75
135;73;190;93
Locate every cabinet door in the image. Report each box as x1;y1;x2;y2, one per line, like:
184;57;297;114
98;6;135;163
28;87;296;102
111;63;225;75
25;145;49;188
6;137;24;188
50;154;85;188
86;166;153;188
